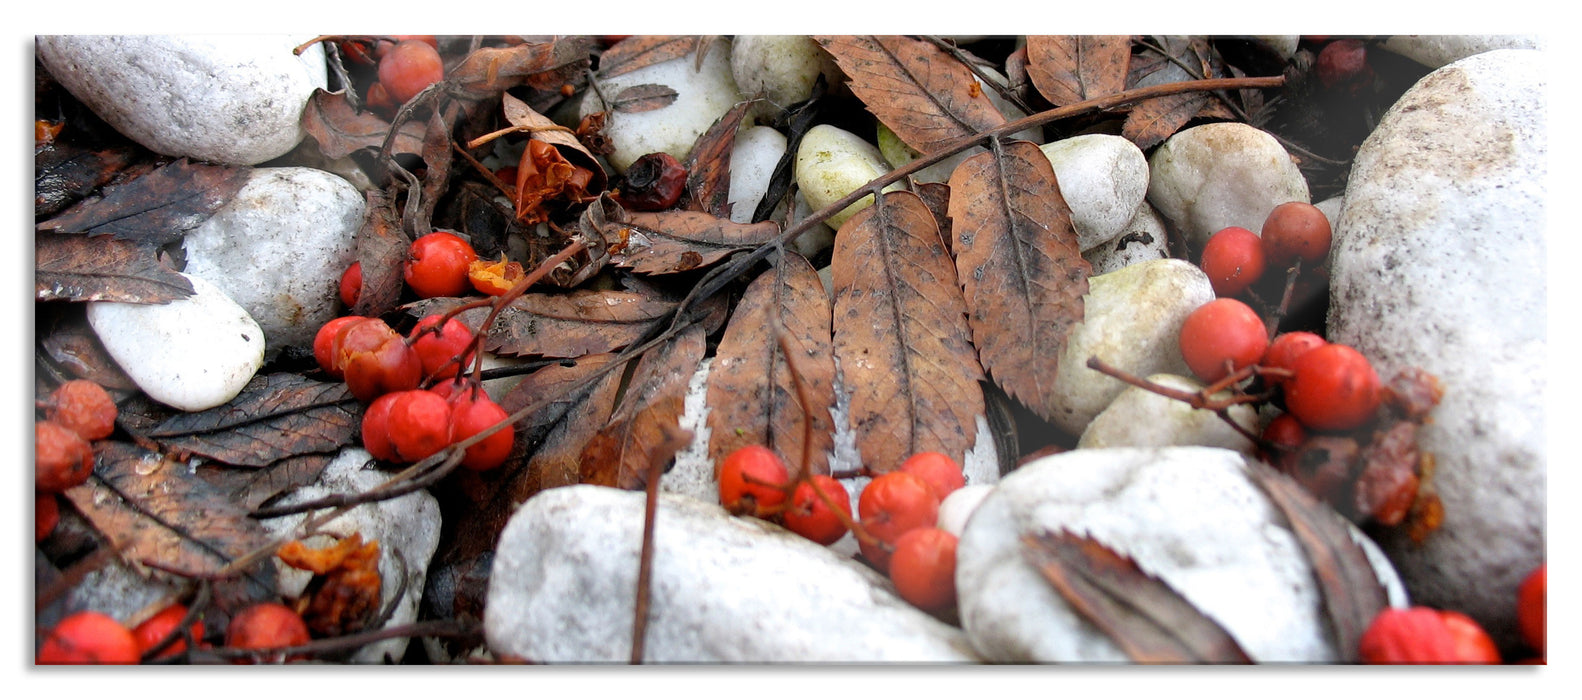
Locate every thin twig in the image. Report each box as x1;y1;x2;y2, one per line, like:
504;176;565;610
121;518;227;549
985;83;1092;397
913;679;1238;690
630;424;693;664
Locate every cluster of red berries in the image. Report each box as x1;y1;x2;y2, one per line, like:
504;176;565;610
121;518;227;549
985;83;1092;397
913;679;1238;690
37;599;312;665
335;35;445;114
716;447;965;613
34;379;118;543
1352;559;1542;665
341;230;484;310
1198;201;1332;299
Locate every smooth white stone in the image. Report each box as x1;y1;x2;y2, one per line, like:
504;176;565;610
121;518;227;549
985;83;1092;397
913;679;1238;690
1083;202;1170;275
1146;122;1310;248
795;124;901;230
1039;134;1151;251
580;38;743;173
1078;373;1260;454
1378;35;1544;69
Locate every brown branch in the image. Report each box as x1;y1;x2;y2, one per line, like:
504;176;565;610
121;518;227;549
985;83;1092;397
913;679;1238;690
630;424;694;664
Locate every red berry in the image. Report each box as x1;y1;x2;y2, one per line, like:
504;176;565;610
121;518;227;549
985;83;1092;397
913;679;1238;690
1177;298;1269;384
1316;38;1372;93
377;39;444;104
1261;331;1327;388
1359;607;1458;664
447;390;515;471
387;390;454;463
36;492;59;543
360;391;402;462
616;152;687;211
899;451;965;500
1259;412;1308;469
46;379;117;441
783;475;852;545
889;527;958;612
404;231;478;299
339;261;362;308
36;420;95;493
335;318;423;402
1439;610;1501;664
408;314;476;381
717;445;790;518
37;611;141;665
1284;343;1382;432
132;603;204;660
857;471;940;572
225;602;310;664
1518;563;1546;654
313;316;365;379
1199;226;1266;298
1260;202;1332;268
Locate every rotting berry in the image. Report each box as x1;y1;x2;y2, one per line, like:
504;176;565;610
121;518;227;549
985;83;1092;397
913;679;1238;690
36;610;141;665
1177;298;1269;384
1199;226;1266;298
337;320;423;403
313;316;365;379
1260;202;1332;268
469;256;525;296
857;471;940;572
46;379;118;441
132;603;204;660
339;261;362;308
36;420;95;493
386;390;454;463
225;602;311;664
783;474;852;546
408;314;476;381
889;527;958;612
447;389;514;471
615;152;686;211
404;231;479;299
1284;343;1382;432
377;39;445;104
718;444;790;518
1518;563;1545;655
899;451;966;501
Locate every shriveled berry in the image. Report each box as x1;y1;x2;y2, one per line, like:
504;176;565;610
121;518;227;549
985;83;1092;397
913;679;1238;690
899;451;965;500
37;610;140;665
616;152;686;211
1261;331;1327;388
387;390;454;463
1316;38;1372;94
36;420;95;493
225;602;310;664
783;475;852;546
1260;202;1332;267
1199;226;1266;298
36;492;59;543
1284;343;1382;432
47;379;118;441
468;256;525;296
718;445;790;518
889;528;958;612
339;261;362;308
132;603;204;660
404;231;478;298
408;314;476;381
313;316;366;379
447;390;514;471
377;39;444;104
341;329;423;403
1177;298;1269;384
857;471;940;572
1518;563;1545;654
360;391;402;462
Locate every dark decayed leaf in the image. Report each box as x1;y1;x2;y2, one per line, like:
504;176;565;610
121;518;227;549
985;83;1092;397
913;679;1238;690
444;37;596;101
1242;459;1389;662
35;141;139;217
351;189;410;318
143;373;362;468
579;324;706;490
682;100;752;218
706;252;836;478
300;88;426;159
37;159;249;245
751;76;826;224
816;35;1006;155
37;306;139;391
611;84;679;113
1022;529;1252;664
63;441;278;584
947;140;1090;424
36;232;193;304
605;210;781;275
912;181;953;256
405;287;678;359
1024;35;1133;108
598;36;700;79
1122;92;1209;151
831;191;986;475
200;453;340;512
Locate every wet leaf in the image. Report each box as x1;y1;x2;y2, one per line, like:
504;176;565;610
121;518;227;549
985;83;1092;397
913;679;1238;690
35;141;139;217
816;35;1006;155
683;100;752;217
37;306;139;392
351;189;410;318
598;36;700;79
706;252;836;478
405;287;679;359
1242;459;1389;663
1025;35;1133;108
36;232;193;304
444;37;596;101
203;453;339;512
63;441;277;584
611;83;679;113
603;210;781;275
1022;529;1252;664
947;140;1089;424
143;373;362;468
37;159;249;245
580;324;706;489
831;191;986;474
301;88;426;159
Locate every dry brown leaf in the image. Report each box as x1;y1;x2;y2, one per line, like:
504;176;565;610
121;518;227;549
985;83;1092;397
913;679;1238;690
405;287;678;359
706;252;836;478
143;373;361;468
500;93;608;195
611;83;679;113
35;141;139;218
444;38;596;101
683;100;753;217
598;36;700;79
831;191;986;474
816;35;1006;155
37;159;249;245
1025;35;1133;108
579;325;706;489
36;232;194;304
947;140;1090;424
300;89;426;159
1122;92;1210;151
500;353;626;500
604;209;781;275
351;189;410;318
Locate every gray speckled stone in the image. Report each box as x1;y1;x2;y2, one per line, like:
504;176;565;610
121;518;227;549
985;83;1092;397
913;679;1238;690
1039;134;1150;251
729;35;843;123
181;167;365;357
1077;373;1260;454
1378;35;1544;69
485;485;980;663
1146;122;1310;248
956;447;1408;663
1083;203;1170;275
36;35;326;166
1326;49;1545;653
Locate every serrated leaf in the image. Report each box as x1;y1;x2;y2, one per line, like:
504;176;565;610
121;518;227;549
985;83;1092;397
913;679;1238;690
597;36;701;79
1025;35;1133;108
947;140;1090;424
143;373;361;468
605;210;781;275
580;325;706;490
37;159;249;245
831;191;986;474
611;83;679;113
816;35;1006;155
405;287;679;359
683;100;752;217
300;88;426;159
35;232;194;303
